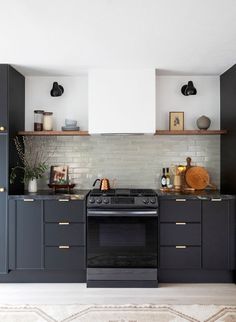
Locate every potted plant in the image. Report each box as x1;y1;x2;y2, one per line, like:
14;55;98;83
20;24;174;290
10;136;53;193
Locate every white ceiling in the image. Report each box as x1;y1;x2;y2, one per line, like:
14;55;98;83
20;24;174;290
1;0;236;76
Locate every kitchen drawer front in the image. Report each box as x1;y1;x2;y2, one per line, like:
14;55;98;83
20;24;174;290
45;246;85;270
160;200;201;222
45;223;85;246
160;246;201;269
44;200;85;223
160;223;201;246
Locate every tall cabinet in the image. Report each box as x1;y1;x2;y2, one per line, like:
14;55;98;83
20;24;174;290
0;65;25;273
220;64;236;194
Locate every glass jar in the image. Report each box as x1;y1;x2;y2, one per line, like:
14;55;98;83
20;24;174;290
34;110;44;131
43;112;53;131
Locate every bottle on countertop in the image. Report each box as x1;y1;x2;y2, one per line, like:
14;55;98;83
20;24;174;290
161;168;167;188
166;167;171;187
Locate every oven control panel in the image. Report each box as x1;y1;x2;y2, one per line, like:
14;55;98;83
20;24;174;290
87;196;158;208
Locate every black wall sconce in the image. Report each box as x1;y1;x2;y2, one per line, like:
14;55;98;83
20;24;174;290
50;82;64;97
181;81;197;96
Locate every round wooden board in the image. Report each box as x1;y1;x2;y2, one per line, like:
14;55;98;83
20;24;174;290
185;166;210;190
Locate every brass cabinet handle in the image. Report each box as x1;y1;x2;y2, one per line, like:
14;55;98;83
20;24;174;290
58;222;70;225
23;199;34;202
211;198;222;202
176;199;186;202
0;126;5;131
0;187;5;193
59;245;70;249
176;222;186;225
58;199;69;202
176;245;187;249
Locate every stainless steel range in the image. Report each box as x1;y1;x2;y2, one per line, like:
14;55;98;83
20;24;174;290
86;188;158;288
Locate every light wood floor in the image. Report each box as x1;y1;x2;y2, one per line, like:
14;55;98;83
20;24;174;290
0;283;235;305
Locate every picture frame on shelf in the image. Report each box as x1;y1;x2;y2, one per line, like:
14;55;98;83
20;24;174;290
169;111;184;131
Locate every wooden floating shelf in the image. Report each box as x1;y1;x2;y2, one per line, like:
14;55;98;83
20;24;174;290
17;131;90;136
18;130;228;137
155;130;227;135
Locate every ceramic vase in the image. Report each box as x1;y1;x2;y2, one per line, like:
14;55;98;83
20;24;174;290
28;178;37;193
197;115;211;130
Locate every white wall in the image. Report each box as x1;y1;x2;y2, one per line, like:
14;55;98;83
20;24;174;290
156;76;220;130
25;76;88;131
25;75;220;131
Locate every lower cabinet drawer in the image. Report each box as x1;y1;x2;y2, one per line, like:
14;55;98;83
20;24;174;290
45;223;85;246
45;246;85;270
160;223;201;246
160;246;201;269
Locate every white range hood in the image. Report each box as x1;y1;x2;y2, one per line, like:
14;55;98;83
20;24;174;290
88;69;156;134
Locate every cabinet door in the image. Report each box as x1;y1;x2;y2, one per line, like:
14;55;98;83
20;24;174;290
0;65;8;131
0;135;7;273
16;200;43;269
202;200;230;270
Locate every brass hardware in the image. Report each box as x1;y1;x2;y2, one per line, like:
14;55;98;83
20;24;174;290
58;199;69;202
59;222;70;225
23;199;34;202
59;245;70;249
176;199;186;202
0;188;5;193
0;126;5;131
176;222;186;225
176;246;187;249
211;198;222;202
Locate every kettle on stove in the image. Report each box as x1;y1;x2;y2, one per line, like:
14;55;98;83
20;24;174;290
93;178;110;191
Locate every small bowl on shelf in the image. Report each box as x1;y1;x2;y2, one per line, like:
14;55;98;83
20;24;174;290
65;119;77;127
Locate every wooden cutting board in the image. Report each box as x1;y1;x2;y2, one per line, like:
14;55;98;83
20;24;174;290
185;166;210;190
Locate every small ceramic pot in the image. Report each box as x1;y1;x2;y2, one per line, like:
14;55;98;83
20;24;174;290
197;115;211;130
28;178;37;193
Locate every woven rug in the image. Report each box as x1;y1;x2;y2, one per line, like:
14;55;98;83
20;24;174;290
0;304;236;322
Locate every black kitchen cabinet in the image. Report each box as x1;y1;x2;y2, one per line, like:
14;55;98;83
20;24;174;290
9;199;43;270
221;64;236;194
0;65;24;274
159;196;235;282
202;200;235;270
44;200;85;222
43;199;86;271
0;66;8;129
160;199;201;222
0;136;8;274
159;199;201;270
7;196;87;281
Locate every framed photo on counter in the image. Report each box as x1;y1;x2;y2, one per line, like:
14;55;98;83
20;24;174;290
169;111;184;131
50;165;69;185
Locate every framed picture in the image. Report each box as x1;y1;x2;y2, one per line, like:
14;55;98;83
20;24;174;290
50;165;69;185
169;112;184;131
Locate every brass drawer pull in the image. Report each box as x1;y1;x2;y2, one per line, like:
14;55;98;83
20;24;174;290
176;245;187;249
58;199;69;202
23;199;34;202
59;245;70;249
176;199;186;202
0;126;5;131
58;222;70;225
0;187;5;193
176;222;186;225
211;198;222;202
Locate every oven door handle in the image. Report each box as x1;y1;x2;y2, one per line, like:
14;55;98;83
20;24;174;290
87;210;158;217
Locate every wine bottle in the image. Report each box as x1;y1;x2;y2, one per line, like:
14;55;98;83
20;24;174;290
166;167;171;187
161;168;167;188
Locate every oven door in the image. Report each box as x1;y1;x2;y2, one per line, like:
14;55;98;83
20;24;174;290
87;209;158;268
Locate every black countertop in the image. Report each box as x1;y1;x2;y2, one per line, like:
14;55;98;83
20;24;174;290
8;189;90;200
8;189;235;200
156;189;235;200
